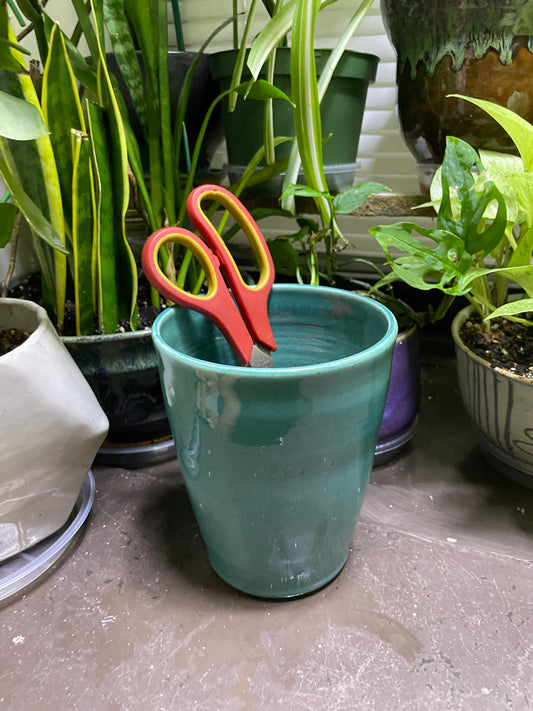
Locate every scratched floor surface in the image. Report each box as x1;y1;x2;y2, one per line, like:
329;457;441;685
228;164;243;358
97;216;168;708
1;354;532;710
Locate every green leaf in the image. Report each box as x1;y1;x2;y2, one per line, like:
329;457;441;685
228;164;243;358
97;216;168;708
281;183;329;200
369;221;474;294
449;94;533;172
87;92;137;332
42;25;86;237
103;0;147;136
0;201;16;247
485;298;533;320
333;183;391;214
235;79;293;104
437;137;507;256
0;5;28;73
0;153;68;253
71;129;95;335
267;236;301;277
0;89;49;140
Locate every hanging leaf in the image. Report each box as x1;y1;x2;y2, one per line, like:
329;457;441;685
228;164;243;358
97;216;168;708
0;89;49;140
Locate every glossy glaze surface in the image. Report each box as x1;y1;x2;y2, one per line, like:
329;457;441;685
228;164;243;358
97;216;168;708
152;285;397;597
375;325;420;464
63;329;170;445
452;306;533;488
381;0;533;169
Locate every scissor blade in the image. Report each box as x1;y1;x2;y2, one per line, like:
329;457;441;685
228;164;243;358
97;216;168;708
249;343;274;368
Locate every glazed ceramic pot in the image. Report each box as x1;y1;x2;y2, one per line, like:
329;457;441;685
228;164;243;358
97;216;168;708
452;306;533;489
63;329;174;467
374;324;420;466
152;284;397;598
0;298;108;562
208;48;379;194
381;0;533;191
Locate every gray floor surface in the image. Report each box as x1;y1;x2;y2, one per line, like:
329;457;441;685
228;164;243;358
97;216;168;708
1;353;532;710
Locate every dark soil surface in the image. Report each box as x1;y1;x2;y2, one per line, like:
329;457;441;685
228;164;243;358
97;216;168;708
7;272;164;336
460;313;533;378
0;328;30;356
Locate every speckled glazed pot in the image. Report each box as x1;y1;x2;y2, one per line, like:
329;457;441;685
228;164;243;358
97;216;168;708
0;298;108;562
375;324;420;466
381;0;533;191
152;285;397;598
63;329;173;463
452;306;533;489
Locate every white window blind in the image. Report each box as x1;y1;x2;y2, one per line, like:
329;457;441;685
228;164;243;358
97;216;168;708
173;0;425;260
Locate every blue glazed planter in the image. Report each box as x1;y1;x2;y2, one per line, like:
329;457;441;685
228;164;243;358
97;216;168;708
152;285;397;598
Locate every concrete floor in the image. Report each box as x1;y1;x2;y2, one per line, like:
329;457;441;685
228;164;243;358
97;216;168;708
1;352;532;710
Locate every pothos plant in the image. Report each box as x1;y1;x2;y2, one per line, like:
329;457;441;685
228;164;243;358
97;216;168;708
370;96;533;328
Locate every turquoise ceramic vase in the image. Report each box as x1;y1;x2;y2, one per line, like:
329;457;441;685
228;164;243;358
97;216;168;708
151;285;397;598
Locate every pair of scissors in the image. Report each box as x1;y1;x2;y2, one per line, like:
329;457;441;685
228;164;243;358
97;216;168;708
141;184;277;368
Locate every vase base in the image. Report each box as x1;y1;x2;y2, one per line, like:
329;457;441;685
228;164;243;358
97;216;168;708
374;417;419;467
208;552;349;599
479;441;533;490
96;437;176;469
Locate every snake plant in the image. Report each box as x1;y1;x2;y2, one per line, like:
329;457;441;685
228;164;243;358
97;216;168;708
0;0;236;333
0;0;137;335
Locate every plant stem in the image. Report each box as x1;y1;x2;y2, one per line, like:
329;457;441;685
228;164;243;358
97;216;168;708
1;210;22;297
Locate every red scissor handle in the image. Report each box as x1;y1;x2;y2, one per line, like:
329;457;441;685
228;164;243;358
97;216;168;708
187;185;277;352
141;227;256;366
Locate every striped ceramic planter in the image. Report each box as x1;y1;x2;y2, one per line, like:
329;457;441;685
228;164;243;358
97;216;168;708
452;305;533;488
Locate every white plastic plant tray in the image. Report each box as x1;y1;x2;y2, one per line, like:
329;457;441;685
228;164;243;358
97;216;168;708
0;471;95;602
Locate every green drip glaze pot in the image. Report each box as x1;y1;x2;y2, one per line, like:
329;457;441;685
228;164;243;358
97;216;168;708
151;285;397;598
381;0;533;190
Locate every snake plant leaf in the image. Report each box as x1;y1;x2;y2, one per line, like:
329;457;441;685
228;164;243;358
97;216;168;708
0;39;29;73
0;26;67;328
87;101;121;333
71;129;95;335
102;0;147;135
0;201;16;247
449;94;533;172
90;0;138;330
0;4;28;73
0;88;49;139
42;25;86;239
87;95;138;332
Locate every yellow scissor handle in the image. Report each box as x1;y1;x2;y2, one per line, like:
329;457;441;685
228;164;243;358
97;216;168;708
141;226;256;365
187;184;276;352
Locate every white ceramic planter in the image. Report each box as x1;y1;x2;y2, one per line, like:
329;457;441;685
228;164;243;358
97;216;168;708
0;298;109;562
452;305;533;488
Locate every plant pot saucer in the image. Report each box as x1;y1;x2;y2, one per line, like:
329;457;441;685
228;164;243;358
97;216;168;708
476;431;533;490
95;437;176;469
373;416;419;467
0;472;95;603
